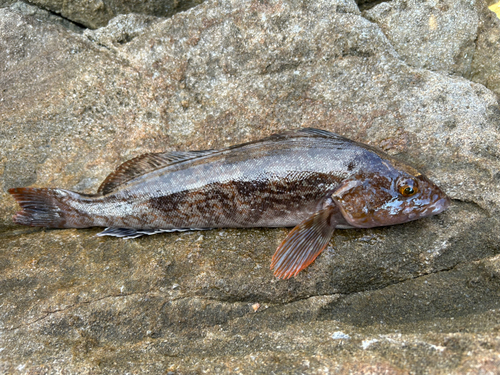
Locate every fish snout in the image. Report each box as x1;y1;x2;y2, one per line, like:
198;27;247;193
436;195;451;212
426;195;451;216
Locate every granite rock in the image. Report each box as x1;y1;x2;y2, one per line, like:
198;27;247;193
0;0;16;8
471;1;500;95
83;13;164;50
364;0;500;95
363;0;479;76
22;0;205;29
1;0;500;373
8;1;84;33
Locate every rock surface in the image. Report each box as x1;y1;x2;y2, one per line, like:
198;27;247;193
7;1;84;33
0;0;16;8
364;0;500;96
363;0;479;77
1;0;500;373
471;1;500;95
20;0;205;28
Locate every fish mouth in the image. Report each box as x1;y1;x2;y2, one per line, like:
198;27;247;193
404;195;451;222
426;196;451;216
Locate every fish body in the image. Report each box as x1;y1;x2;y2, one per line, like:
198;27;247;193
9;128;450;278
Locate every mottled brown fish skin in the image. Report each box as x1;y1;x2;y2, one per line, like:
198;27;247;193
9;128;451;278
11;130;357;229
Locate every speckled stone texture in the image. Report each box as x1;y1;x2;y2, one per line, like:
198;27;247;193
364;0;500;95
16;0;205;28
472;0;500;95
363;0;479;76
1;0;500;373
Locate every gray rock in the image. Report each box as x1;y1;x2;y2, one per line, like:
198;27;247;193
356;0;393;11
0;0;16;7
1;0;500;372
471;2;500;95
84;13;163;50
9;1;84;33
363;0;479;76
24;0;205;29
364;0;500;96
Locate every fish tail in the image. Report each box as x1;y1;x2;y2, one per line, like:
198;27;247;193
8;187;93;228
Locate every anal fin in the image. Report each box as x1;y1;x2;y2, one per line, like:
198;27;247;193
270;206;338;279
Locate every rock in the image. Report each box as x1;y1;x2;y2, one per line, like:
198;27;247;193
1;0;500;372
355;0;387;11
0;0;16;8
489;2;500;19
83;13;164;49
7;1;84;32
363;0;479;76
471;1;500;95
364;0;500;95
23;0;205;29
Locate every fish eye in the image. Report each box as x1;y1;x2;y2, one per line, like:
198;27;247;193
398;179;418;197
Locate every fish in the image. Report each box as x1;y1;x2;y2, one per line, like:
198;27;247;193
9;128;451;278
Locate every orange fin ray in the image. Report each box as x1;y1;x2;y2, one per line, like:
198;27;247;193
270;206;337;279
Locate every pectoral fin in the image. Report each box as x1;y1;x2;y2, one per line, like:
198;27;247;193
270;206;338;279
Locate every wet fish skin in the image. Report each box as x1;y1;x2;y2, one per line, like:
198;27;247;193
9;128;451;278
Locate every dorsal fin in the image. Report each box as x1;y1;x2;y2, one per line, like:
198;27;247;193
266;128;337;139
98;150;214;195
296;128;338;137
224;128;339;151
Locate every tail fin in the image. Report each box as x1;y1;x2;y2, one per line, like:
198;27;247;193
9;187;84;228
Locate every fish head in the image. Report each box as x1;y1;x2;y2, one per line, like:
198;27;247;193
331;169;450;229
